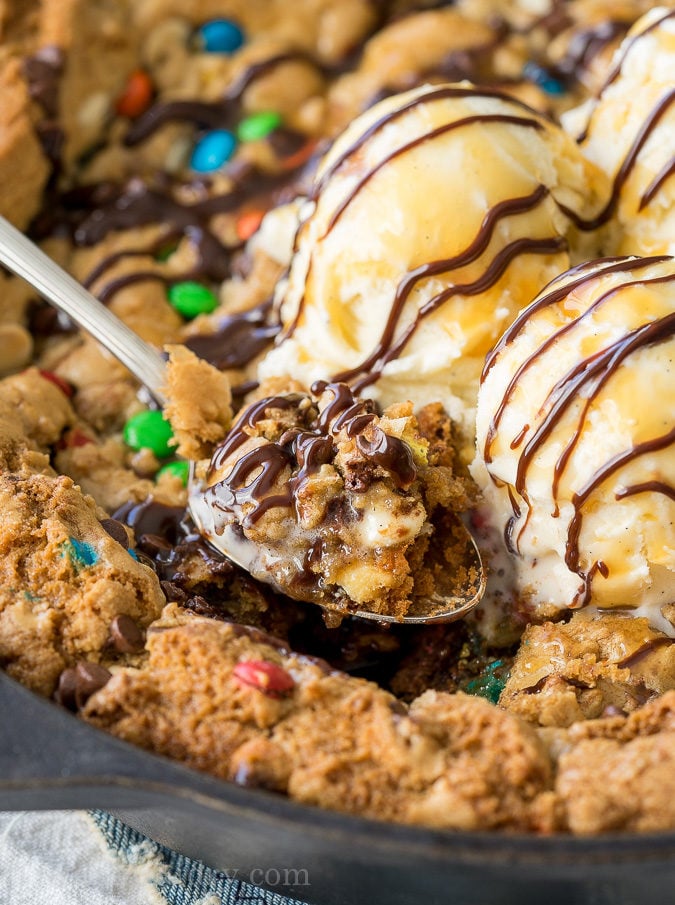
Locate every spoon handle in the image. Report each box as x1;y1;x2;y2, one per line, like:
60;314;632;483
0;216;167;406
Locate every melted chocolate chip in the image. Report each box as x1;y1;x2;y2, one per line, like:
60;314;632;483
112;499;187;545
160;580;189;603
355;428;416;489
183;298;280;370
522;676;548;695
23;46;64;119
205;382;416;528
182;594;225;620
266;127;308;158
28;301;76;337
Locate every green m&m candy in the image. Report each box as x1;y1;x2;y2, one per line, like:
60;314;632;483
167;281;219;319
237;111;282;143
156;460;190;486
123;411;174;458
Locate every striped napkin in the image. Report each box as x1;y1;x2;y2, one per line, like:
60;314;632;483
0;811;309;905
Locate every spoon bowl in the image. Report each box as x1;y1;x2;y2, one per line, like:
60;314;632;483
0;214;486;624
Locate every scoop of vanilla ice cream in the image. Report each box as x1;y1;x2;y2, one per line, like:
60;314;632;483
563;8;675;255
259;83;606;441
472;256;675;636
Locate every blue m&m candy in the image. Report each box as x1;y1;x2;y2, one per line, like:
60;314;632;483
523;61;565;96
198;19;245;54
190;130;237;172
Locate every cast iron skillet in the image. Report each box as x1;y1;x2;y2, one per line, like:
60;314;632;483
1;670;673;905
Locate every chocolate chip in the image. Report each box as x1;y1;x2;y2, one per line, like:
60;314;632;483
184;594;225;619
54;668;79;711
55;661;111;711
109;614;144;654
100;518;130;549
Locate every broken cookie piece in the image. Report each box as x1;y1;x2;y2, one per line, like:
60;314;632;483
0;470;164;695
500;613;675;728
83;602;552;831
162;344;232;461
554;692;675;833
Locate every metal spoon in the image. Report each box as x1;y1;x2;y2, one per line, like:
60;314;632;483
0;215;486;623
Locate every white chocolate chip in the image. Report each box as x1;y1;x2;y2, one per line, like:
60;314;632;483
164;134;192;173
78;92;111;131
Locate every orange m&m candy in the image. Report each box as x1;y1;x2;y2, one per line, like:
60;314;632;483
236;209;265;241
115;70;154;119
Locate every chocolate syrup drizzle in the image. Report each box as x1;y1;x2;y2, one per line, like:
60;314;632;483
56;159;310;361
589;10;675;107
481;258;675;607
28;48;323;360
280;87;574;387
124;52;319;148
204;382;414;529
617;636;674;669
562;88;675;230
22;46;65;173
553;20;628;84
321;113;543;239
183;298;280;371
639;158;675;212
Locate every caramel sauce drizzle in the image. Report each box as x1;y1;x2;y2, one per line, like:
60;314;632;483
483;259;674;608
331;184;549;383
482;256;671;379
484;269;675;467
344;235;566;394
309;86;539;202
282;87;596;389
561;88;675;229
321;114;543;239
617;636;673;669
281;89;548;341
584;10;675;113
569;12;675;215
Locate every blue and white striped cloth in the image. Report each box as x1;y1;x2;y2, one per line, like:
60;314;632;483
0;811;309;905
